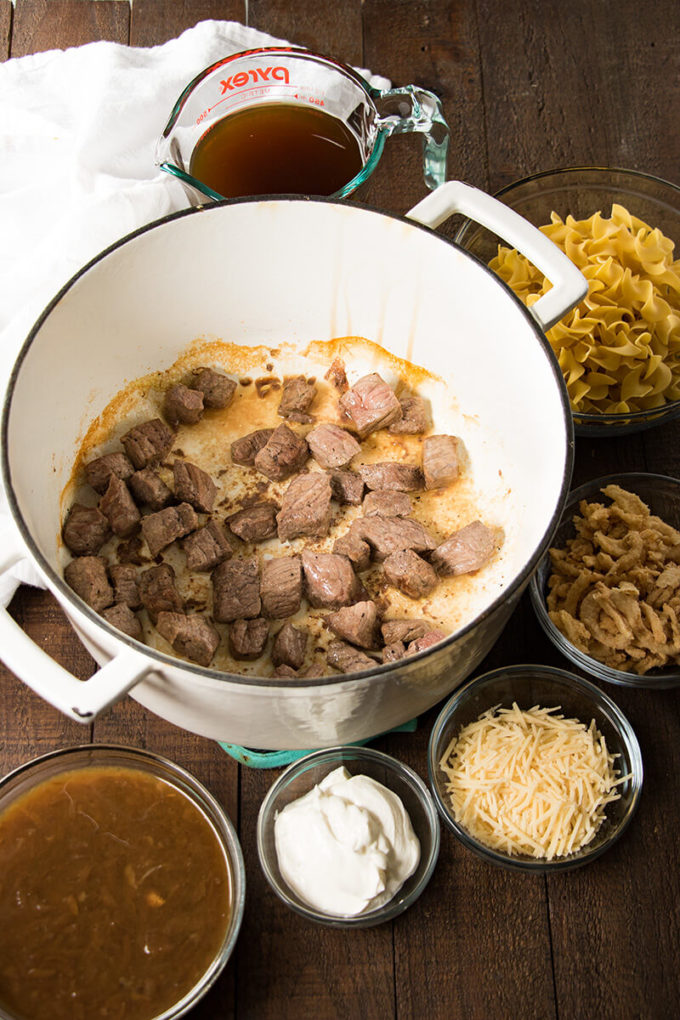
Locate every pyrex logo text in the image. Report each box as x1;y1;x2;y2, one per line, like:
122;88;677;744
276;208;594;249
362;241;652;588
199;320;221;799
220;67;290;93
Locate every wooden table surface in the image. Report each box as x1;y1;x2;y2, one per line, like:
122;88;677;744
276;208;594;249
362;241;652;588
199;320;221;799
2;1;679;1018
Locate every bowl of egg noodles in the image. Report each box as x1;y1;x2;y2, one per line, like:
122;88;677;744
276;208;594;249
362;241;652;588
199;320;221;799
455;167;680;435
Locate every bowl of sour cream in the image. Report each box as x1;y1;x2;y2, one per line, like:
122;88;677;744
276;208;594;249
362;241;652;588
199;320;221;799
256;746;440;927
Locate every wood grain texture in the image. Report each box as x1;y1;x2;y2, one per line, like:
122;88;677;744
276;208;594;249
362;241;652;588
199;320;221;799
248;0;362;66
10;0;128;55
0;0;11;60
130;0;246;47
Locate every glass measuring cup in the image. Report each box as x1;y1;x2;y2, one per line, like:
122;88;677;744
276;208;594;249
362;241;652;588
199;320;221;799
155;47;449;203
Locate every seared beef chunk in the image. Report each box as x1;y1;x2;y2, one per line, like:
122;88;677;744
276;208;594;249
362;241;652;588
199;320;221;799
389;393;429;435
129;468;172;510
277;473;332;542
117;535;146;565
173;460;217;513
431;520;495;576
327;600;380;649
330;470;364;506
254;424;308;481
407;630;446;654
192;367;237;409
85;452;134;494
121;419;174;469
271;622;307;669
100;475;140;538
332;527;371;573
138;564;184;623
301;550;366;609
273;664;298;677
229;618;269;660
339;372;402;437
183;520;232;572
358;515;436;561
163;384;204;427
212;557;261;622
227;503;278;543
383;549;438;598
423;434;459;490
327;641;375;673
156;611;220;667
64;556;113;611
381;619;427;645
358;462;423;492
100;603;143;641
278;375;317;423
382;641;406;663
109;563;141;609
325;357;349;393
363;490;411;517
261;556;302;618
306;423;361;469
231;428;274;466
141;502;198;558
62;503;110;556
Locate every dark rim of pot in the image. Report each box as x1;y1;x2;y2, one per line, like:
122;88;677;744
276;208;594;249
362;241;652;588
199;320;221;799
1;194;574;690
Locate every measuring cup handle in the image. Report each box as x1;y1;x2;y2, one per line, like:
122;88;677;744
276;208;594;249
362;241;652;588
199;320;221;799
373;85;449;190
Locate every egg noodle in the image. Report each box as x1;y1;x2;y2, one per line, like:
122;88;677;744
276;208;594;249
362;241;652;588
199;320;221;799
490;205;680;414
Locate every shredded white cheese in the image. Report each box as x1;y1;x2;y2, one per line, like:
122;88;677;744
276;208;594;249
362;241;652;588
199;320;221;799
439;703;627;859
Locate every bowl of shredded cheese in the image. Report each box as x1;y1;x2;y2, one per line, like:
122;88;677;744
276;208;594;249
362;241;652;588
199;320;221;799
428;664;642;871
455;167;680;435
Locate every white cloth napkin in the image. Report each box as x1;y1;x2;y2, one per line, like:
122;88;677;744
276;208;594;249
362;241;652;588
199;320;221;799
0;19;389;605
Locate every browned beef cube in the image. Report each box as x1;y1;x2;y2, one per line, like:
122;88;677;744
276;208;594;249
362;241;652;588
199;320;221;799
339;373;402;437
278;375;317;423
64;556;113;611
231;428;274;466
261;556;302;618
121;419;174;469
138;564;184;623
422;435;460;489
100;475;140;538
116;535;146;565
272;622;307;669
363;490;411;517
253;424;308;481
332;525;372;573
327;600;381;649
212;557;261;622
85;452;134;494
383;641;406;663
156;611;220;667
327;641;375;674
163;384;204;427
100;603;143;641
431;520;495;576
272;664;299;677
173;460;217;513
227;503;278;543
277;473;332;542
306;423;361;469
129;468;172;510
383;549;438;599
109;563;141;609
325;357;349;393
358;516;436;561
141;502;198;558
192;367;237;409
381;619;428;645
330;470;364;506
62;503;110;556
358;463;423;492
389;393;429;435
183;520;232;572
301;551;366;609
229;618;269;660
407;630;446;655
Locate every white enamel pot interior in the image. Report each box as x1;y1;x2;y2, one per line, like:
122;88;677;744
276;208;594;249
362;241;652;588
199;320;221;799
1;184;585;748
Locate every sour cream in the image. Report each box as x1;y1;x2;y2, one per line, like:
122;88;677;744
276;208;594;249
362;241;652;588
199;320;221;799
274;765;420;916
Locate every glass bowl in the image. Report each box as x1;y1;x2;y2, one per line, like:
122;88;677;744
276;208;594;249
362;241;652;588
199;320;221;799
256;746;440;927
455;167;680;436
428;664;643;873
0;744;245;1020
530;471;680;689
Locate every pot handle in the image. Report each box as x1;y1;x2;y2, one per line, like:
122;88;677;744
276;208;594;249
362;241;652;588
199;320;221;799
406;181;587;331
0;547;150;723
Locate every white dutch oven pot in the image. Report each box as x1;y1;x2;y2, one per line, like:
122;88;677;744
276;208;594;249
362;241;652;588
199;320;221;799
1;183;586;748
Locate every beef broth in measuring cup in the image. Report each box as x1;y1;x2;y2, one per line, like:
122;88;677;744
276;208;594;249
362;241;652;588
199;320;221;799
156;47;449;202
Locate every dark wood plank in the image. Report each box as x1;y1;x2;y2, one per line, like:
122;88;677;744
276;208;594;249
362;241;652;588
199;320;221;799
10;0;129;55
248;0;362;66
0;0;11;59
130;0;246;48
